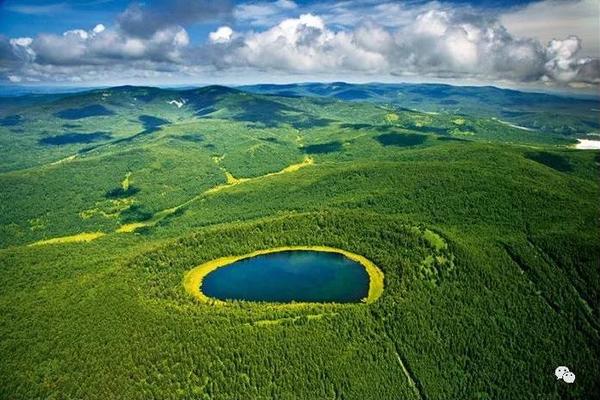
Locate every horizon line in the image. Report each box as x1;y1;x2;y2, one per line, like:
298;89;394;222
1;81;598;99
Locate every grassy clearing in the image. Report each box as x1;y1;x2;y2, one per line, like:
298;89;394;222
80;198;135;219
276;155;314;174
116;222;148;233
183;245;384;305
121;172;132;191
224;171;247;185
423;229;447;251
28;231;105;246
385;113;399;123
49;154;77;166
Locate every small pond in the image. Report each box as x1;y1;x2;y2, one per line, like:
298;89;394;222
201;250;371;303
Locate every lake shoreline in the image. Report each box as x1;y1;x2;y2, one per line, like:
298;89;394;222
183;246;385;306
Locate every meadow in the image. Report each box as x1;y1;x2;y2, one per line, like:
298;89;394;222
0;83;598;399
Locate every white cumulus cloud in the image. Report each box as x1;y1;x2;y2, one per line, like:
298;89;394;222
0;1;597;88
207;9;595;86
228;14;387;73
209;27;234;44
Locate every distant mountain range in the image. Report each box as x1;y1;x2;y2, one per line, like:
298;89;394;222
2;82;597;136
240;82;599;135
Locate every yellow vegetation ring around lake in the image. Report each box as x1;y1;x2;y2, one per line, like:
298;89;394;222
183;246;384;306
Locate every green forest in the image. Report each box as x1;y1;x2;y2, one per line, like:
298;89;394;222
0;83;598;399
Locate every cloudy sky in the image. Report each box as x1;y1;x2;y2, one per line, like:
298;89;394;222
0;0;598;90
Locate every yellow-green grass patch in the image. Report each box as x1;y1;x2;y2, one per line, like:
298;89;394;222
29;232;105;246
385;113;399;123
49;154;77;166
116;222;149;233
450;128;475;136
121;172;132;191
80;198;134;219
423;229;447;251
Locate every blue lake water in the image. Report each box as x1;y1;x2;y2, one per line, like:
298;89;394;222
202;251;370;303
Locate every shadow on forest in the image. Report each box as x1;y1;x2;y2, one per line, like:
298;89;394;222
139;115;170;133
302;141;342;154
106;186;141;199
39;132;112;145
78;115;169;153
339;123;373;130
0;115;23;126
437;136;468;142
54;104;115;120
259;137;280;143
375;133;427;147
175;134;204;143
405;124;449;135
120;204;153;223
525;151;572;172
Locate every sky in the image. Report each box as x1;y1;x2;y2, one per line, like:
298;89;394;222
0;0;598;90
